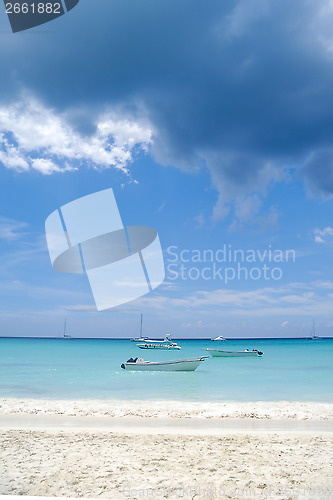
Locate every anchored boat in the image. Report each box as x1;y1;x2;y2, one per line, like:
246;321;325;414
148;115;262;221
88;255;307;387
309;319;320;340
206;349;263;357
130;314;149;342
137;333;181;350
121;356;208;371
63;319;72;339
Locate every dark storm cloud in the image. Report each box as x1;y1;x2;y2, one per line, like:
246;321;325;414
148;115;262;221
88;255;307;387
1;0;333;214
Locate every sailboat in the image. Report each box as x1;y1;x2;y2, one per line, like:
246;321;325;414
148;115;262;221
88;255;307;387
309;319;319;340
130;315;181;349
63;319;72;339
130;314;149;342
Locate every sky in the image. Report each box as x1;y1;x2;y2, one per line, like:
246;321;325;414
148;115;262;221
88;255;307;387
1;0;333;338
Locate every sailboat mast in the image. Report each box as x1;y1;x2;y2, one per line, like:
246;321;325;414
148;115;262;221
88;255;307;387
64;318;67;337
140;314;143;338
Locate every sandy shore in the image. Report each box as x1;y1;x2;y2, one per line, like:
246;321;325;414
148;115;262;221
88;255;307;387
0;429;332;499
0;399;332;499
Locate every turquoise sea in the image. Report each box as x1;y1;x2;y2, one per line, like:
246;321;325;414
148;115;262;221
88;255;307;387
0;338;332;402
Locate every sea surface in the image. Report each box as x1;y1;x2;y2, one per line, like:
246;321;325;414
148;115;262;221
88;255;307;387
0;338;332;402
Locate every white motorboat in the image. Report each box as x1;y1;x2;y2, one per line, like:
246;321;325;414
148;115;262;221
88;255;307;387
130;314;149;342
211;336;227;341
206;349;263;357
137;333;181;350
121;356;208;371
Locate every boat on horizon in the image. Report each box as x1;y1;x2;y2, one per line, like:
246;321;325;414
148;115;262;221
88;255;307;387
130;314;149;342
309;319;320;340
211;335;227;341
121;356;208;371
63;319;73;339
206;348;263;357
137;334;181;350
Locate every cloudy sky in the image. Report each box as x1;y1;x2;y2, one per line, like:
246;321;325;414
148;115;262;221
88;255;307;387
1;0;333;338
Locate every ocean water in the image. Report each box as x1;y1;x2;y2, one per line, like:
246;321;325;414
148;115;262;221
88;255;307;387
0;338;332;402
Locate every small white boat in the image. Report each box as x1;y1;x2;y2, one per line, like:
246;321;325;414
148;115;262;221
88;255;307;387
130;314;149;342
121;356;208;371
63;319;72;339
309;319;320;340
206;349;263;357
137;333;181;350
211;336;227;341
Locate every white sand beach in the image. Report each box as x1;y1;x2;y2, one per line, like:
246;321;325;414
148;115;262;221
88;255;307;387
0;399;332;499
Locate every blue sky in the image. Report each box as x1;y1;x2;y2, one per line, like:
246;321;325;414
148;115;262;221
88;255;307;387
1;0;333;338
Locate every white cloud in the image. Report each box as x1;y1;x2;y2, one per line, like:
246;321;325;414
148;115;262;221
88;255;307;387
0;92;298;229
0;135;29;171
0;280;89;302
65;305;97;312
0;95;153;175
0;216;28;241
234;195;261;221
140;281;333;317
30;158;73;175
314;226;333;244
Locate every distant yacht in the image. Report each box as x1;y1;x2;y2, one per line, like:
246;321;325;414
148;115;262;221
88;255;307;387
63;319;72;339
130;314;149;342
211;335;227;341
309;319;320;340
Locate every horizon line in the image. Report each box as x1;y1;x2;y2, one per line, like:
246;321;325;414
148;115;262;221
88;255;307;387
0;336;332;340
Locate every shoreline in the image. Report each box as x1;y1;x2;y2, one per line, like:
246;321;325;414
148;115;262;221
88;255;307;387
1;398;333;420
1;414;333;434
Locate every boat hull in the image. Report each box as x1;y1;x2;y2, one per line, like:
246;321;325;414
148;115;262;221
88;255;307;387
137;344;181;350
121;357;207;371
206;349;262;357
